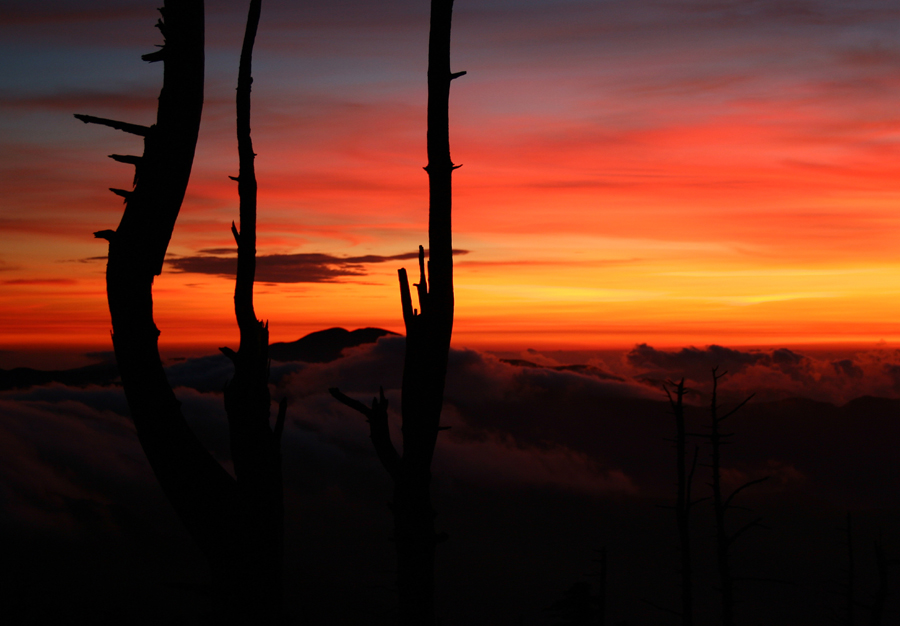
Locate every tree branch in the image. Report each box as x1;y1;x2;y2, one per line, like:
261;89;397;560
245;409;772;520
399;267;415;328
719;393;755;422
727;516;766;547
330;387;400;477
74;114;151;137
725;476;769;509
414;244;428;314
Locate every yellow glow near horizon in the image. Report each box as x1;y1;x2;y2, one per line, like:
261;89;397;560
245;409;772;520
3;3;900;358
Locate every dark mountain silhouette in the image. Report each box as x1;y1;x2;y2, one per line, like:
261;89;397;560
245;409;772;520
0;327;396;392
269;327;396;362
0;361;119;390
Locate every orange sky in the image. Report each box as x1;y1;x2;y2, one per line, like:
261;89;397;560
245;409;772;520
3;0;900;357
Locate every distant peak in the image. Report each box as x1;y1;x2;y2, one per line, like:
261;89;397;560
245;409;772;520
269;327;398;363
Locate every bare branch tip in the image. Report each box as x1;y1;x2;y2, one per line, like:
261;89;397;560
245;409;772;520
141;47;166;63
108;154;141;165
73;114;150;136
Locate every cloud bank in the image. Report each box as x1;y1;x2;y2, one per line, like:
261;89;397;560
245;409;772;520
623;342;900;405
5;337;900;623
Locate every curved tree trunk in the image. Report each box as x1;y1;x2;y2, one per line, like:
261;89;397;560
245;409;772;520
79;1;283;622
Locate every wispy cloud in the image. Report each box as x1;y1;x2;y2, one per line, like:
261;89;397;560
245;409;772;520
1;279;77;286
166;249;469;283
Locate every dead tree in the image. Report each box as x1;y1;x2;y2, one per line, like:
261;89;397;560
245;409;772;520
330;1;462;623
708;368;767;626
663;379;702;626
77;1;283;622
219;0;286;619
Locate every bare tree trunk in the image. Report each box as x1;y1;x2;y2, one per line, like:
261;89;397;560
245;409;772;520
708;369;765;626
666;379;697;626
78;2;283;622
219;0;285;620
83;0;231;566
709;372;734;626
331;1;461;623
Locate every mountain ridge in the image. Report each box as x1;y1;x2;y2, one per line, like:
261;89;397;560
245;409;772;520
268;327;397;363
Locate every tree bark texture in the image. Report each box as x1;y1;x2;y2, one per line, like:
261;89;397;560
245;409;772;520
80;1;282;622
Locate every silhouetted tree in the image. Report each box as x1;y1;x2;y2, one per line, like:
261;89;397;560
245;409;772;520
708;367;767;626
663;379;702;626
77;1;283;622
330;1;463;623
219;0;286;619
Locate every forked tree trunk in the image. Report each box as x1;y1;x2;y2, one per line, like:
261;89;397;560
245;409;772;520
331;1;461;623
78;1;283;622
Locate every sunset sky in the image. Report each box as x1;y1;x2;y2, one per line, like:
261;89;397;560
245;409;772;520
3;0;900;358
6;5;900;621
